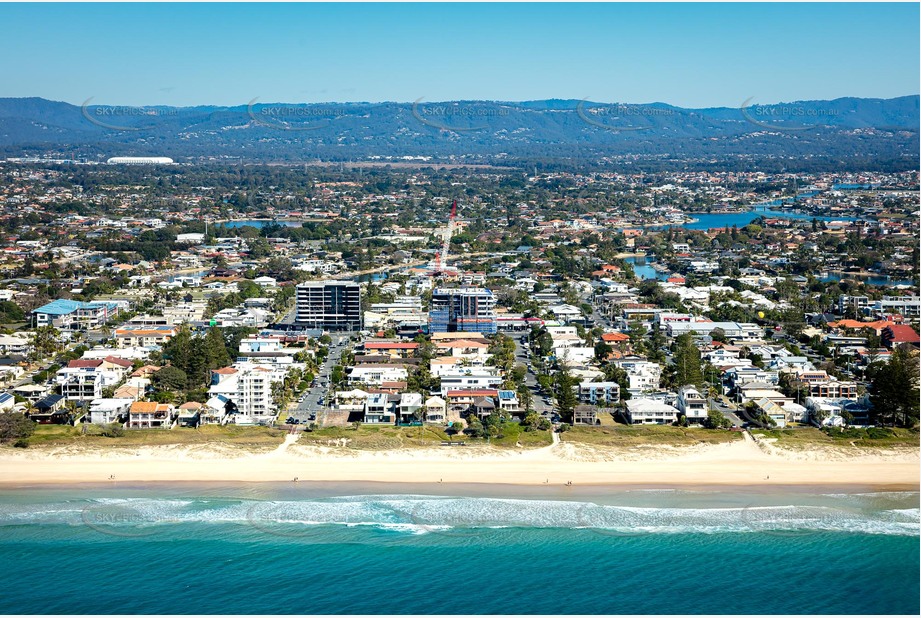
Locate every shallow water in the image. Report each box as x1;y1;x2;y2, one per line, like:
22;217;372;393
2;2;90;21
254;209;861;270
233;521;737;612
0;484;917;614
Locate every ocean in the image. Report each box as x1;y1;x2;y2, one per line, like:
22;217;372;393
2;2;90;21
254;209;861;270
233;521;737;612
0;483;917;615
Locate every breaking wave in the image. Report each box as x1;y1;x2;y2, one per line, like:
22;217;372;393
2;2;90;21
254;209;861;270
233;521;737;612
0;494;917;537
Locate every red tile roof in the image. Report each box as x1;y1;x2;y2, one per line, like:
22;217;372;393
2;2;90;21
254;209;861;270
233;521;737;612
883;325;920;344
67;359;103;369
364;342;419;350
446;389;498;398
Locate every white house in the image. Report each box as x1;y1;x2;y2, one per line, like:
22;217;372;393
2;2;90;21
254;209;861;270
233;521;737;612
424;395;447;423
348;364;409;387
364;393;395;424
176;233;206;244
253;276;278;288
398;392;424;424
625;398;680;425
676;385;708;424
89;398;134;424
439;373;503;396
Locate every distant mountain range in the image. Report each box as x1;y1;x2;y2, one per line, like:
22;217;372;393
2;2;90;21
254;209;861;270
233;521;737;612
0;96;917;170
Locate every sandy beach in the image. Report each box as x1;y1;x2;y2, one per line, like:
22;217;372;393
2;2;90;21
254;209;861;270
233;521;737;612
1;432;917;489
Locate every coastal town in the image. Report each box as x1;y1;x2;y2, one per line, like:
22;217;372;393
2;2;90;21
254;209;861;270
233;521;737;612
0;161;918;452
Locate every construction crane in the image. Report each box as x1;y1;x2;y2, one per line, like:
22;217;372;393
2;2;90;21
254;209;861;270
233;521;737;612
437;199;458;274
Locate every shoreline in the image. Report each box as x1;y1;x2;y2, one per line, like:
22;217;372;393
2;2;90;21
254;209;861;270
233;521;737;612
2;479;916;495
1;438;917;490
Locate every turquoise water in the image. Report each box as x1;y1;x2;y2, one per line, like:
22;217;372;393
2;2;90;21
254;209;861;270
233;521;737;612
625;256;669;281
820;273;916;287
0;485;917;614
680;208;859;231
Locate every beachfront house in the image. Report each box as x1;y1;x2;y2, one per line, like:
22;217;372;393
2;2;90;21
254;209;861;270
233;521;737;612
128;401;175;429
625;398;680;425
364;393;396;424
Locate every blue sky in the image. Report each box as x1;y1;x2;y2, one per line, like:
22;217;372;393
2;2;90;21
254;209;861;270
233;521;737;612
1;2;917;107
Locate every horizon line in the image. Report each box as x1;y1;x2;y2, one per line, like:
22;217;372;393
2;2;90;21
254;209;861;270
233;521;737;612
4;94;920;110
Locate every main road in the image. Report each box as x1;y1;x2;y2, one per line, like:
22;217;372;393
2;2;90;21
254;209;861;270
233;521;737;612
509;331;555;417
286;336;352;425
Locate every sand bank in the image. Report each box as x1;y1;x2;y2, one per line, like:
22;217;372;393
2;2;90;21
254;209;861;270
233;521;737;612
1;433;917;489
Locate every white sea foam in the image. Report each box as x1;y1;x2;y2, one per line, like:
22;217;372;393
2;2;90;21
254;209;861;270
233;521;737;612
0;495;917;537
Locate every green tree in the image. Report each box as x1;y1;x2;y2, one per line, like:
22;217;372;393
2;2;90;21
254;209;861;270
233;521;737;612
554;370;577;424
28;325;61;363
0;300;25;323
0;413;35;443
672;333;703;388
464;416;485;438
594;340;613;361
202;327;231;372
152;365;188;392
517;384;533;412
869;346;920;428
703;410;732;429
162;324;194;375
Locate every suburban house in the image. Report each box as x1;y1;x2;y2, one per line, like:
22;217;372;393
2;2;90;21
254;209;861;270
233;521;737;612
115;326;177;348
128;401;175;429
362;341;419;359
439;372;504;396
397;392;424;424
881;324;920;349
347;363;410;387
29;394;70;424
676;385;708;424
497;390;521;415
0;334;32;356
364;393;396;424
89;398;134;424
625;398;680;425
424;396;447;423
177;402;203;427
55;358;130;402
573;404;600;425
445;389;499;415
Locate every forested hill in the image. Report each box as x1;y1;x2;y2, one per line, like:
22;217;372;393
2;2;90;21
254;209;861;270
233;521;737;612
0;96;917;171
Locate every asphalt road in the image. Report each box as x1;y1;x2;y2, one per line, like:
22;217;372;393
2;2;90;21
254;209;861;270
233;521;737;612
709;395;744;427
285;336;352;425
509;332;556;417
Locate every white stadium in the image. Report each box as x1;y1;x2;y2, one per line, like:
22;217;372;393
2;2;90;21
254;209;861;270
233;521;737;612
106;156;174;165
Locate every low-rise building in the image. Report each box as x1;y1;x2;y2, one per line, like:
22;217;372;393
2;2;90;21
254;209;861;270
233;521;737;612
89;398;134;425
348;364;410;387
127;401;174;429
676;385;708;424
577;382;620;406
32;299;121;330
625;398;680;425
439;373;504;396
364;393;396;424
115;326;177;348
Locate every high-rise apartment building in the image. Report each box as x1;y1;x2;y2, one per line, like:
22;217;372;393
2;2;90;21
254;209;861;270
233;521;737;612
429;287;497;335
295;281;362;331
